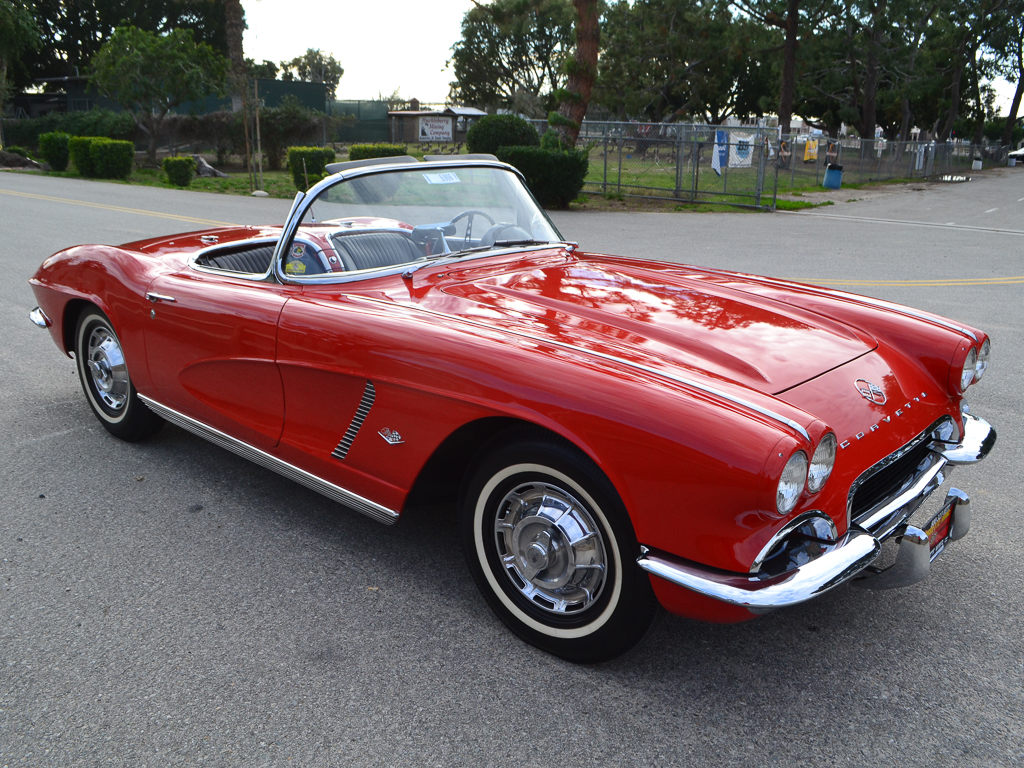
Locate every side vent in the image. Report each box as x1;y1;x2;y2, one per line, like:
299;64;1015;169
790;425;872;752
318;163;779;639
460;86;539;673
332;381;376;460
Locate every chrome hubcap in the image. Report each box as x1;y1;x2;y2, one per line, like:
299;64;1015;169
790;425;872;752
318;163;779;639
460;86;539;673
86;327;128;411
494;482;607;615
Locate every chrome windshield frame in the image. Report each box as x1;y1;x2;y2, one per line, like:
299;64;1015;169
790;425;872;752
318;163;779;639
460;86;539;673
272;158;565;286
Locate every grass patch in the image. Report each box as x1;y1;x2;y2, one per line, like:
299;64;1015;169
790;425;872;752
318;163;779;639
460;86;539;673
774;199;835;211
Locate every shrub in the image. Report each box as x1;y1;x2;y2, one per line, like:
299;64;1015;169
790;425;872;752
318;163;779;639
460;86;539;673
90;138;135;179
495;146;589;209
38;132;71;171
466;114;540;155
287;146;337;190
163;156;197;187
540;129;567;151
69;136;98;176
4;146;30;158
3;110;137;149
348;143;407;162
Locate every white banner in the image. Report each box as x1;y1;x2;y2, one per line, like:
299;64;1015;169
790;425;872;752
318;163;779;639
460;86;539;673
728;132;755;168
419;116;453;142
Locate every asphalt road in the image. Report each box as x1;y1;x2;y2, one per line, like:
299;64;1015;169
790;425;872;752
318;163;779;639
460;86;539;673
1;169;1022;767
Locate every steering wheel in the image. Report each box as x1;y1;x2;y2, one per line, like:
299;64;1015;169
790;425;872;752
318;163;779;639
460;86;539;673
449;209;496;250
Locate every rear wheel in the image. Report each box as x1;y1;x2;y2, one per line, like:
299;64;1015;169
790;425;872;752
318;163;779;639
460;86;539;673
75;308;163;442
460;431;661;663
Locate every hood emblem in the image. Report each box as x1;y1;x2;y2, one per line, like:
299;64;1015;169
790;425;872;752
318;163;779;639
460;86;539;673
855;379;886;405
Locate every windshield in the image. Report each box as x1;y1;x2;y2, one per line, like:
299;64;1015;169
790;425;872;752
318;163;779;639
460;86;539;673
284;164;563;278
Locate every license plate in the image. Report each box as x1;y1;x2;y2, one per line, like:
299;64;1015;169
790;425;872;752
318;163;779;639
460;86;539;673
924;504;953;560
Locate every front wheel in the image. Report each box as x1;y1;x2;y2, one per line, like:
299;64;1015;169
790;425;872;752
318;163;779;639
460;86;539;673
460;432;661;663
75;308;163;442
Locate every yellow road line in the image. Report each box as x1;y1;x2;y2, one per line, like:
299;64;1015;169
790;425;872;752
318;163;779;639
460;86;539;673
798;276;1024;287
0;188;236;227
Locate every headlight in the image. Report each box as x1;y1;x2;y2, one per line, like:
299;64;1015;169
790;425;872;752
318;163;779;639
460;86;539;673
807;433;837;493
974;338;990;382
776;451;808;514
960;347;978;391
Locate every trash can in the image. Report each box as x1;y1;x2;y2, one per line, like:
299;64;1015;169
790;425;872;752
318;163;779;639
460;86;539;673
822;163;843;190
972;158;983;171
1009;157;1017;167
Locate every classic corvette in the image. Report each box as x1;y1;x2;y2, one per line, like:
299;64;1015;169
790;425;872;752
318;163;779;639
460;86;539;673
29;156;996;662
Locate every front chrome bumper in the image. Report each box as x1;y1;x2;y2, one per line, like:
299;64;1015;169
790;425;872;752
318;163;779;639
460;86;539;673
638;414;995;611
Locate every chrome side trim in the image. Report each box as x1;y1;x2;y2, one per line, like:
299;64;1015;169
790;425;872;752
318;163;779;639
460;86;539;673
332;381;376;460
638;531;881;610
138;395;399;525
30;307;52;328
936;414;996;465
345;295;812;442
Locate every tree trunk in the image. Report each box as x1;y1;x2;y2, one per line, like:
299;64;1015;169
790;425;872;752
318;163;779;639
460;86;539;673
224;0;246;110
777;0;800;135
1002;55;1023;146
223;0;253;187
554;0;599;147
937;37;969;142
858;0;887;144
971;48;986;145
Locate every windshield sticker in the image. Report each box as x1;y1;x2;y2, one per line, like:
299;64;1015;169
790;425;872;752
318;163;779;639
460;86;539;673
423;172;461;185
290;243;306;257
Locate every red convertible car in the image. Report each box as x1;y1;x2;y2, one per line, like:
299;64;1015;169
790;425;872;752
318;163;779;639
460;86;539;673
29;156;996;662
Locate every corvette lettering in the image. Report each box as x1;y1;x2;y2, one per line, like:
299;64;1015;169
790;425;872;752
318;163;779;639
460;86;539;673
839;392;928;449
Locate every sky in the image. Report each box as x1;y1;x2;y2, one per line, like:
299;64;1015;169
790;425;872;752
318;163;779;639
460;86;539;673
241;0;476;104
241;0;1018;113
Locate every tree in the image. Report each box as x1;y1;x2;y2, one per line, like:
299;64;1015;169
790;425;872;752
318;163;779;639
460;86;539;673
933;0;1007;141
448;0;574;115
18;0;229;86
731;0;833;134
247;59;280;80
0;0;39;134
89;26;227;163
280;49;344;99
596;0;778;123
552;0;600;145
988;0;1024;145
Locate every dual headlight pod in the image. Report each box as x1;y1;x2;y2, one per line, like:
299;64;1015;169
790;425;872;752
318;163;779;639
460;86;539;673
776;433;838;515
956;338;992;394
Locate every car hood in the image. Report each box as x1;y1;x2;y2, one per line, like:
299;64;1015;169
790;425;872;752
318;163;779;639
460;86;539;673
437;256;877;395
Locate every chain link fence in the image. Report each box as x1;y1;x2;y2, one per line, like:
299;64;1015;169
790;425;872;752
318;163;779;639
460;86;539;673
528;119;1016;209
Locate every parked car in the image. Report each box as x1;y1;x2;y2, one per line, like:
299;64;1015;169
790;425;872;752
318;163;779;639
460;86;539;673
29;156;996;662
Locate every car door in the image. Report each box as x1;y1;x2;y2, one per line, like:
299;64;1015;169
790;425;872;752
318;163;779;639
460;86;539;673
143;267;291;451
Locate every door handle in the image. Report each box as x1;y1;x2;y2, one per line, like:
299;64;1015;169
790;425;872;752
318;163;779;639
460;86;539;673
146;292;177;303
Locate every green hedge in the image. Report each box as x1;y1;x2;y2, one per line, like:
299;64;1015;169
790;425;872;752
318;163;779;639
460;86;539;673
3;110;137;149
287;146;337;191
495;146;589;209
38;132;71;171
348;143;407;162
69;137;97;176
162;156;196;187
90;139;135;179
467;115;540;155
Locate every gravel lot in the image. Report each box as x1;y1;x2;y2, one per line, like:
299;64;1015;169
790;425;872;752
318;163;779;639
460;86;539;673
1;168;1022;767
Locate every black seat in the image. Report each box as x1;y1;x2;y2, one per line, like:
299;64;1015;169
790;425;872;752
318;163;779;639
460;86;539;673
197;245;275;274
331;232;421;271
